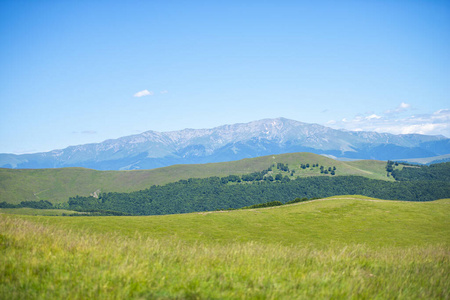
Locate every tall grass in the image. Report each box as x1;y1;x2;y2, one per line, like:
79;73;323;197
1;215;448;299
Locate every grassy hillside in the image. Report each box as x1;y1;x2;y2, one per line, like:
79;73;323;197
0;152;390;204
20;195;450;247
1;197;448;299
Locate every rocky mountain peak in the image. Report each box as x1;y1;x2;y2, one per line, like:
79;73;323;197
0;118;448;170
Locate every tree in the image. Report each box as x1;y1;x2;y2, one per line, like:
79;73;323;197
386;160;395;173
281;175;291;183
275;173;283;181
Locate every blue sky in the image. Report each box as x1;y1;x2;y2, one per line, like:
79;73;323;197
1;0;449;154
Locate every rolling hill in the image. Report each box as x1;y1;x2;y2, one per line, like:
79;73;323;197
0;152;390;204
20;195;450;247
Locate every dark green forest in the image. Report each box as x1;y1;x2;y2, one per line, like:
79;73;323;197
66;162;450;215
0;200;54;209
391;162;450;181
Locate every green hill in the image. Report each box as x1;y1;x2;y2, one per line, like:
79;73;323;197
23;195;450;247
1;197;449;299
0;152;390;204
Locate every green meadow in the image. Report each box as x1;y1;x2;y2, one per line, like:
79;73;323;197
1;196;449;299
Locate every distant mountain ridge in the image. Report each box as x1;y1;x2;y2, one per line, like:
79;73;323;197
1;117;449;170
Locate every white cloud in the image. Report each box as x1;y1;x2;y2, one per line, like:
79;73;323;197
397;123;443;135
133;90;154;97
432;109;450;121
399;102;410;109
160;90;168;94
384;102;412;114
326;108;450;137
366;114;381;120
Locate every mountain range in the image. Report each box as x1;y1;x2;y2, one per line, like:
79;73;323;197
1;117;449;170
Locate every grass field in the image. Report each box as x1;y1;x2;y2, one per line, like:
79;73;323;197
1;196;449;299
0;152;391;205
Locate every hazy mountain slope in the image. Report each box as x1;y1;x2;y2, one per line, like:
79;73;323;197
1;118;448;170
0;152;390;204
394;154;450;165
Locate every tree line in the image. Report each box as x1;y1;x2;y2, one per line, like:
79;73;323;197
67;173;450;216
0;200;54;209
390;162;450;181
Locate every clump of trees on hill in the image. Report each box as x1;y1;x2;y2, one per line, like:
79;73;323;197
277;163;289;172
276;162;337;175
386;160;397;177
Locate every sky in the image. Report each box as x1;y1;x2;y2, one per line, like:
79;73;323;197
0;0;449;154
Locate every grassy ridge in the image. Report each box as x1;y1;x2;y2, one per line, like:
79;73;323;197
0;152;390;204
23;196;450;247
1;197;448;299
